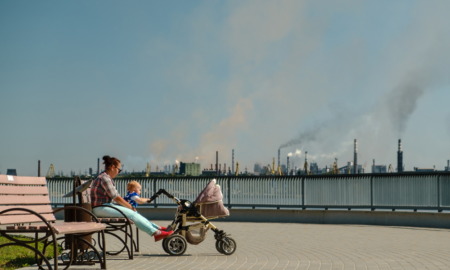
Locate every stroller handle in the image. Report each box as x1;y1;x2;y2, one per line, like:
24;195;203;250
149;189;181;204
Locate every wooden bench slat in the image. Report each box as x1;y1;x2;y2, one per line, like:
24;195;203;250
0;205;54;215
53;222;106;235
0;195;51;205
0;175;47;185
0;186;49;195
6;225;50;231
0;213;56;225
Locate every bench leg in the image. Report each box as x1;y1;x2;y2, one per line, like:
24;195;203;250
134;226;140;252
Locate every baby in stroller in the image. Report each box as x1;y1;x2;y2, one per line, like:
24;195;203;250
148;179;237;256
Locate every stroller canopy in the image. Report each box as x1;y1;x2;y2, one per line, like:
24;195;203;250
194;179;229;218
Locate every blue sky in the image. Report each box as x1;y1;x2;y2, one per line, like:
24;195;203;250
1;0;450;176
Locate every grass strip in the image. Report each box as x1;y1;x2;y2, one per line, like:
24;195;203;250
0;235;59;270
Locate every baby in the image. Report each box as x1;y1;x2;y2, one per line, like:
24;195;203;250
124;180;152;209
124;180;170;240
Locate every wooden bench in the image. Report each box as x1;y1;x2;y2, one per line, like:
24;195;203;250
0;175;107;270
68;178;139;259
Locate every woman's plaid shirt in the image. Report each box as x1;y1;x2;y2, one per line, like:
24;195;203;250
90;172;120;206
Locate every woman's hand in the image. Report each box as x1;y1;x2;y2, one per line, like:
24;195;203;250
114;196;134;210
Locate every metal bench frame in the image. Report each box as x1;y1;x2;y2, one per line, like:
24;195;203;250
0;175;107;270
93;205;140;259
73;177;139;259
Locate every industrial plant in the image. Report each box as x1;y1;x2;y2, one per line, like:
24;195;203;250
29;139;450;179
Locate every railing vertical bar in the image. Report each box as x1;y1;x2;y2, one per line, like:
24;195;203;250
301;176;305;209
370;175;374;211
437;174;441;212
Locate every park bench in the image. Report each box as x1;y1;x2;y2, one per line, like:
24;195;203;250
0;174;107;270
65;177;139;259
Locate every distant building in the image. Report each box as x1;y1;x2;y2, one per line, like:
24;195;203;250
309;163;319;174
253;163;262;174
413;167;436;172
6;169;17;176
372;165;387;173
179;162;201;176
339;163;363;174
201;169;218;176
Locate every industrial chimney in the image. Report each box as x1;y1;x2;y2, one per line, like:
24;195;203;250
397;139;403;173
304;151;308;174
215;151;219;173
232;149;235;173
278;148;281;169
287;156;290;175
353;139;358;174
38;160;41;177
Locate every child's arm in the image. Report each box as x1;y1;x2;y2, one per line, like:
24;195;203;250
134;197;152;204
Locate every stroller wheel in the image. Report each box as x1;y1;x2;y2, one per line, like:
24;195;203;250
216;237;236;255
162;234;187;256
215;240;224;253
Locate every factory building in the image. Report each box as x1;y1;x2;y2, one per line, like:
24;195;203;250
179;162;201;176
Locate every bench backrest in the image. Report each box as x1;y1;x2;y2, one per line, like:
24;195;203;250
0;174;56;225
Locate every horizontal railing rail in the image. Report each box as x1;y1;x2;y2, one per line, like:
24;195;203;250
47;172;450;212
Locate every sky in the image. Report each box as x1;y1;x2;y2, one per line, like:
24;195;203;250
1;0;450;176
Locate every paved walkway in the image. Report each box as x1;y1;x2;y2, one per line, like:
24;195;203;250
19;220;450;270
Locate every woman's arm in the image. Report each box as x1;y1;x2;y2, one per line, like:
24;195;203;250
113;196;135;210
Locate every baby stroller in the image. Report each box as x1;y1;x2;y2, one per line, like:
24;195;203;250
148;179;236;256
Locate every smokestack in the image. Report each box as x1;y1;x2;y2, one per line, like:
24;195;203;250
397;139;403;173
232;149;235;173
278;148;281;168
353;139;358;174
38;160;41;177
97;158;100;175
215;151;219;173
287;156;290;175
304;151;308;174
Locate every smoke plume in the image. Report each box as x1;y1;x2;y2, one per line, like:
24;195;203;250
386;72;428;135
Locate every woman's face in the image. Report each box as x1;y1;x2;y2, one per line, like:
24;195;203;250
110;163;122;178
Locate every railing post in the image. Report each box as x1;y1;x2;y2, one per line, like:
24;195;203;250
227;177;231;208
301;176;305;210
370;175;374;211
152;177;157;208
437;174;441;212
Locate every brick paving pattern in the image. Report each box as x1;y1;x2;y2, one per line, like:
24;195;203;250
18;220;450;270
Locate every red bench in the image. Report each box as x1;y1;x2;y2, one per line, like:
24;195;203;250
0;175;107;270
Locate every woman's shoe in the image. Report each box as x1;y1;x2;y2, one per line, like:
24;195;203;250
154;230;174;242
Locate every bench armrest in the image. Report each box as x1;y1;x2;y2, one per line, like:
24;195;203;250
0;207;54;229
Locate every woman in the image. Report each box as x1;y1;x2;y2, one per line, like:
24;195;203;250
91;155;173;241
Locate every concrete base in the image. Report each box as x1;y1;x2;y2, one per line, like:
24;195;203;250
53;206;450;229
137;207;450;229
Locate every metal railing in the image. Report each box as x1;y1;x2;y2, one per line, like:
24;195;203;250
47;172;450;212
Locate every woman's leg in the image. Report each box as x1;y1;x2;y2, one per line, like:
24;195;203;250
93;203;159;236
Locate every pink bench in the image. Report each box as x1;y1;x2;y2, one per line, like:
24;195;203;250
0;175;107;270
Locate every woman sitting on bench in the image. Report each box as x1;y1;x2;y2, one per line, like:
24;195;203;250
91;155;173;242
